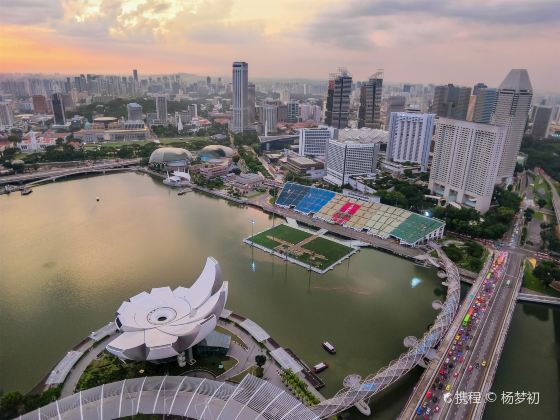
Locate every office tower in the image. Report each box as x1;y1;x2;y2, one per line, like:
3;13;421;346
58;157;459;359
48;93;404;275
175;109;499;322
0;102;14;127
473;88;498;123
133;69;138;83
325;133;382;186
325;69;353;129
247;82;256;123
387;113;436;172
127;102;143;121
492;69;533;182
287;101;299;123
298;126;335;157
532;105;552;139
472;82;487;96
51;93;66;125
299;104;322;123
155;95;167;123
32;95;50;114
206;76;211;86
403;84;412;93
232;61;248;132
358;71;383;128
385;96;406;127
280;90;290;103
432;84;472;120
429;118;507;213
260;104;278;135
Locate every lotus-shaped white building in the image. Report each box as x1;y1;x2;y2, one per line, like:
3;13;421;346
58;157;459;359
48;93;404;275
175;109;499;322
107;257;228;361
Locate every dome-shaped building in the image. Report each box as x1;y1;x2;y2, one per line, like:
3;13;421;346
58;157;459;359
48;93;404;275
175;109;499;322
198;145;235;161
149;147;193;172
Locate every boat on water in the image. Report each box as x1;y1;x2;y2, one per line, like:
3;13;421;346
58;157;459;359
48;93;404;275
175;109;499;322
322;341;336;354
313;362;329;373
21;188;33;196
178;188;187;195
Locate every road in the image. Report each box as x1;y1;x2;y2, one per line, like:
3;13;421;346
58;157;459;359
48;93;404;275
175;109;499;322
437;251;524;420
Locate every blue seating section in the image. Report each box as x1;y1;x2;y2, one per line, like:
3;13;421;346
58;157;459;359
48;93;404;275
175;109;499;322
295;188;336;214
276;182;310;208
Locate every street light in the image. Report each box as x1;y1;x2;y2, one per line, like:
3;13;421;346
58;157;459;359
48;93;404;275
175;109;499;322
250;219;256;247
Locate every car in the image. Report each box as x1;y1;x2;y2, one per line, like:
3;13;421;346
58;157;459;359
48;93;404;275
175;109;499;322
468;365;473;372
434;405;440;413
426;391;432;399
453;371;459;377
475;363;480;369
438;383;444;390
448;363;454;369
416;407;423;415
439;368;446;375
445;357;450;364
459;356;465;363
482;360;487;367
445;384;452;391
432;396;438;403
425;407;431;416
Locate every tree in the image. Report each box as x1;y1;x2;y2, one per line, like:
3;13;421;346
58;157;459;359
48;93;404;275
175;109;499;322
0;391;25;418
255;354;266;367
55;137;65;146
533;261;560;286
7;134;19;147
537;198;547;208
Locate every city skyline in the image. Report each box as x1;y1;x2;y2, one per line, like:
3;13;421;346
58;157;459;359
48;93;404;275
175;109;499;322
1;0;559;92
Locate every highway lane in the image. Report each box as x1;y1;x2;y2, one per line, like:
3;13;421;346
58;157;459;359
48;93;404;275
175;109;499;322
438;251;524;419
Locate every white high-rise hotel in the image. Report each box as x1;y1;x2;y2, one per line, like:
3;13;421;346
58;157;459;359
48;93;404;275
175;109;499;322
386;112;435;172
429;119;507;213
231;61;248;133
493;69;533;182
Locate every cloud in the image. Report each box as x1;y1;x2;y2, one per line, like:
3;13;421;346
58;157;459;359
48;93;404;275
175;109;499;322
0;0;63;24
349;0;560;25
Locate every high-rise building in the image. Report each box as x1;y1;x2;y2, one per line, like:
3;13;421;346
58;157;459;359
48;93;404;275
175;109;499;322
473;88;498;123
127;102;143;121
386;112;435;172
0;102;14;128
358;71;383;128
232;61;249;133
206;76;211;86
133;69;138;83
155;95;167;123
280;90;290;103
299;104;322;123
385;96;406;127
287;101;299;123
259;104;278;135
532;105;552;139
247;82;256;123
298;126;335;157
472;82;488;97
32;95;50;114
432;84;472;120
429;118;507;213
325;69;352;129
325;130;385;186
51;93;66;126
492;69;533;182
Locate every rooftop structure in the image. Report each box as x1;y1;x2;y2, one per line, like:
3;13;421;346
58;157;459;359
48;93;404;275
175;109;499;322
198;145;235;161
107;257;228;361
149;147;193;172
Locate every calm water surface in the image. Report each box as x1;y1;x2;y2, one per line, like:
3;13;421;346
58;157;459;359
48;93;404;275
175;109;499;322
0;172;558;419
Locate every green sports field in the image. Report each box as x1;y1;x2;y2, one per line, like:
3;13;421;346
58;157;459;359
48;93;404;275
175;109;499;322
249;224;354;270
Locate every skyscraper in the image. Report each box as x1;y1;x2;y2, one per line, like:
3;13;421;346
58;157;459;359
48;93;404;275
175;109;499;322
232;61;248;133
287;101;299;123
32;95;50;114
432;84;472;120
127;103;143;121
472;82;488;96
325;69;352;129
0;102;14;128
472;88;498;123
133;69;138;83
532;105;552;139
247;82;256;123
155;95;167;123
385;96;406;127
429;119;507;213
51;93;66;126
492;69;533;182
358;71;383;128
386;112;435;172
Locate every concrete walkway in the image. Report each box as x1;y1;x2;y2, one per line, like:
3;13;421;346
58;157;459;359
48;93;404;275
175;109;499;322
60;335;115;397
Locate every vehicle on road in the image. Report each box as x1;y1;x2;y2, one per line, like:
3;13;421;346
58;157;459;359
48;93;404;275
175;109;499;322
468;365;473;372
445;384;452;391
482;360;487;367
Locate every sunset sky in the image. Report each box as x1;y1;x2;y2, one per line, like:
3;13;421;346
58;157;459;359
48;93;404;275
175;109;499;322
1;0;559;91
